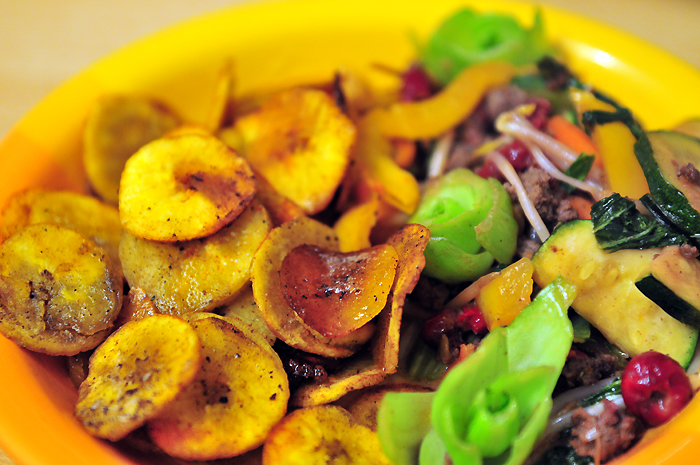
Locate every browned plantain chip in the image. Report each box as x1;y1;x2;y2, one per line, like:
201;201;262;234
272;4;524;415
235;88;355;214
262;405;391;465
83;95;180;204
120;203;270;315
0;224;122;355
251;217;371;358
290;224;429;407
114;286;159;327
147;314;289;460
218;283;276;345
75;315;202;441
119;133;256;242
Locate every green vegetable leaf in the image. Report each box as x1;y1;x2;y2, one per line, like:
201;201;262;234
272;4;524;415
421;8;554;85
590;193;688;251
410;169;517;283
561;153;595;193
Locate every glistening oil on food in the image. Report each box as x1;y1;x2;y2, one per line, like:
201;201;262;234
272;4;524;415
1;6;700;465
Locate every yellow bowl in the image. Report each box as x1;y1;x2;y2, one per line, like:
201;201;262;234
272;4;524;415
2;0;700;464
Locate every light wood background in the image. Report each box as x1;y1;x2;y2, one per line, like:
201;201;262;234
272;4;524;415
1;0;699;463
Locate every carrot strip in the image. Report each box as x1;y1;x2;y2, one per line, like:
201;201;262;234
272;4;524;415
547;115;602;167
569;195;594;220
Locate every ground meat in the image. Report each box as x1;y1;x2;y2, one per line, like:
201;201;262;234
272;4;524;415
410;276;451;312
504;166;578;228
560;351;619;389
680;243;700;259
569;400;641;463
483;85;530;121
678;162;700;186
516;232;542;260
537;57;574;91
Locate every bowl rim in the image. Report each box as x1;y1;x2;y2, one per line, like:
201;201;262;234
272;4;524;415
1;0;700;464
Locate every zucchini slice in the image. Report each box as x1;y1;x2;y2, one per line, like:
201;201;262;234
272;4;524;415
635;246;700;329
532;220;698;367
635;131;700;237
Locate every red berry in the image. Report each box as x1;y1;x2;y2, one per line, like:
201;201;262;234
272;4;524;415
498;140;532;172
400;64;433;102
621;351;693;426
455;304;488;335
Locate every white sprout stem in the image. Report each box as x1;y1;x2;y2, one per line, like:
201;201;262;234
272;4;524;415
445;272;499;309
489;151;550;242
525;142;606;201
495;111;578;170
427;130;454;180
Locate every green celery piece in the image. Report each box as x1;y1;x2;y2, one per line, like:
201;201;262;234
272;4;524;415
377;391;436;465
475;178;518;263
419;429;449;465
430;277;576;465
422;8;553;85
422;238;495;283
410;169;517;283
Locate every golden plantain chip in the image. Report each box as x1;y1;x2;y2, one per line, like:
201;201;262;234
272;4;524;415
148;314;289;461
66;351;93;389
235;88;355;214
83;95;180;204
251;217;371;358
251;172;305;227
119;133;256;242
290;224;429;407
0;189;124;278
120;203;271;315
218;283;276;345
262;405;391;465
0;224;122;355
75;314;201;441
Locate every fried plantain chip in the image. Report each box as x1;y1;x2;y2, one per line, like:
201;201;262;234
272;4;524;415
119;133;256;242
336;384;433;431
66;351;93;389
262;405;391;465
0;189;124;278
0;224;122;355
218;283;276;345
235;88;355;214
251;172;305;227
114;286;159;327
120;203;271;315
251;217;371;358
290;224;429;407
75;315;201;441
279;244;398;338
83;95;180;204
148;314;289;460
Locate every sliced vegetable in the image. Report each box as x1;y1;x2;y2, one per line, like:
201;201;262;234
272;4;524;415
234;88;355;214
83;95;180;204
532;220;698;366
75;315;201;441
410;168;517;283
263;406;392;465
561;153;596;193
546;115;599;164
421;9;552;85
635;245;700;328
378;277;576;465
476;257;534;330
0;224;122;355
119;133;256;242
279;244;398;338
636;130;700;238
364;61;516;139
334;194;380;252
590;193;688;252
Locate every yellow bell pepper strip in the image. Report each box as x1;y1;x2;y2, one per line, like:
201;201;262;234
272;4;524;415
377;276;577;465
476;258;534;330
334;193;380;252
352;117;421;214
409;168;518;283
362;61;516;140
570;88;649;199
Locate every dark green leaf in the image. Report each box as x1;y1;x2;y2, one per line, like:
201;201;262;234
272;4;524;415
590;193;689;251
561;153;596;193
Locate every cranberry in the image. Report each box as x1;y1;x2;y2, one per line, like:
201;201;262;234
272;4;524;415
455;304;488;335
400;64;433;102
476;160;504;181
526;97;551;130
498;139;533;171
420;309;457;345
621;351;693;426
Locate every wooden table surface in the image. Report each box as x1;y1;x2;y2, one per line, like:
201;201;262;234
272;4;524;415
1;0;700;463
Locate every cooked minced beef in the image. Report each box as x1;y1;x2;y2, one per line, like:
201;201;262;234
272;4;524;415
483;85;530;121
560;350;619;390
680;243;700;259
273;341;340;390
678;162;700;186
504;166;579;228
569;400;641;463
411;275;452;312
